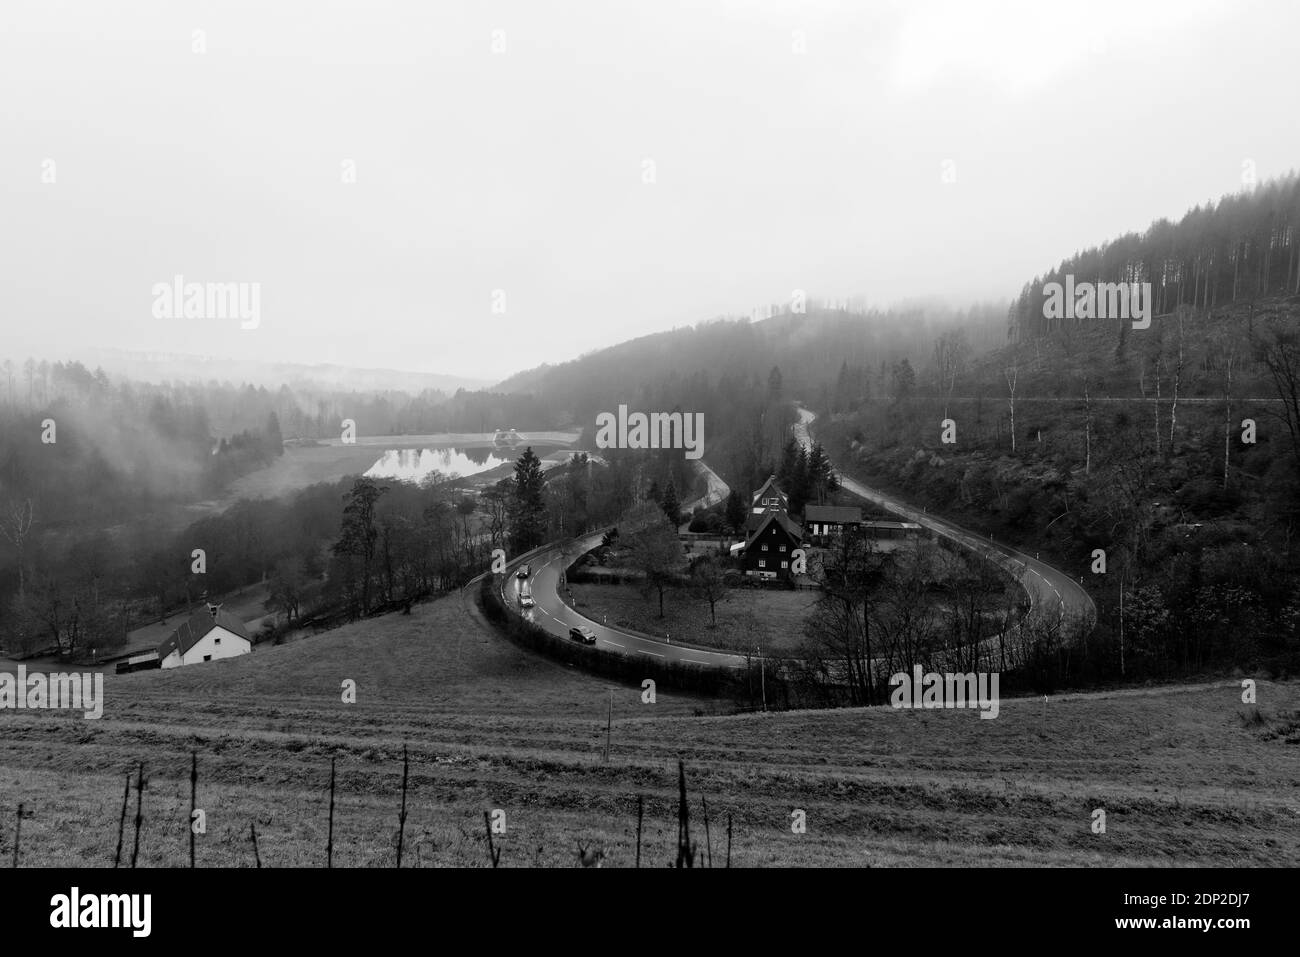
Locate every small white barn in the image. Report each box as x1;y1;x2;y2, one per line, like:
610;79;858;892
157;604;253;669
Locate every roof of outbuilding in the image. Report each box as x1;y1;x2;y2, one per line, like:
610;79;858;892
157;607;252;659
804;505;863;524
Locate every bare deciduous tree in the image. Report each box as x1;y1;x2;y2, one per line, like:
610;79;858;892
1004;360;1019;454
689;555;731;627
933;328;971;420
0;498;34;596
1082;376;1093;476
1254;316;1300;475
1220;332;1240;490
1169;307;1186;446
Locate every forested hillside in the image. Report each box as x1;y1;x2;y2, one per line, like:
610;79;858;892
0;363;480;652
6;173;1297;688
820;174;1300;686
489;302;1007;496
1010;172;1300;340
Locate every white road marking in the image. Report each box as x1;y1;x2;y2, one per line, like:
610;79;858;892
682;658;710;664
603;641;625;649
640;650;665;658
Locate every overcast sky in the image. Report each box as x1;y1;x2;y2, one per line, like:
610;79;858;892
3;0;1298;383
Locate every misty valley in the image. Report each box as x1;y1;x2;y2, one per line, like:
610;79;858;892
1;3;1297;917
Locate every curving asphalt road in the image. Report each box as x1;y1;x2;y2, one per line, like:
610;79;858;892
677;457;731;532
502;533;749;668
493;406;1094;676
793;406;1096;633
498;455;749;666
683;458;730;512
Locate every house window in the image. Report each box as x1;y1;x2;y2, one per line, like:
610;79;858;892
781;561;788;569
203;655;213;662
214;637;221;645
758;560;766;568
761;544;768;551
778;545;786;552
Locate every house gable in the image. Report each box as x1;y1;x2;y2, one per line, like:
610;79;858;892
750;475;788;513
158;605;254;668
741;510;802;578
178;626;251;667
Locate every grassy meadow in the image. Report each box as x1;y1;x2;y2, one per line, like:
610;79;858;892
1;588;1296;867
568;581;820;654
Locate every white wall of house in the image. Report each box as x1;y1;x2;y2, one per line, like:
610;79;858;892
161;625;252;669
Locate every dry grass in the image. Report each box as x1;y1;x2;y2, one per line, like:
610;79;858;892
569;582;819;654
0;588;1296;867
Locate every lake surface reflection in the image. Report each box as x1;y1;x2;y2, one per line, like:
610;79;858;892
365;446;551;483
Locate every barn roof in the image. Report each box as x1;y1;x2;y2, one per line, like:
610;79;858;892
157;606;252;659
804;505;863;524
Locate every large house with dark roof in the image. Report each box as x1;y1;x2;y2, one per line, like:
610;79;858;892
741;509;803;579
157;603;253;669
730;476;804;580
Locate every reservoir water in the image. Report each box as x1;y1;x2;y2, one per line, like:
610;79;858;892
364;446;555;483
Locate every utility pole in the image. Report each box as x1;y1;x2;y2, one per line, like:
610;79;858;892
604;690;612;763
760;646;767;712
1118;575;1126;677
189;751;197;868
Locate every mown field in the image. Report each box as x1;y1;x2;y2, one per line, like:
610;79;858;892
1;588;1296;867
568;541;1012;656
569;581;818;654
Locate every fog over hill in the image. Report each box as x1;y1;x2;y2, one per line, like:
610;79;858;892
493;300;1008;404
3;0;1300;901
78;348;490;395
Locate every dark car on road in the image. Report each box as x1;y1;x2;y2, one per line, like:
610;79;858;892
516;563;531;579
568;625;597;645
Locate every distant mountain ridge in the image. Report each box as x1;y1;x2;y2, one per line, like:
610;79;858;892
79;348;491;394
490;303;1006;404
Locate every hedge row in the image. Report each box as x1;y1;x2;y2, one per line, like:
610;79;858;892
477;574;740;696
